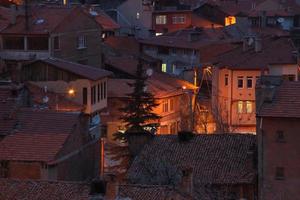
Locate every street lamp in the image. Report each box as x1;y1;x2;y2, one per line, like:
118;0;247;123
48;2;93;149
55;88;76;111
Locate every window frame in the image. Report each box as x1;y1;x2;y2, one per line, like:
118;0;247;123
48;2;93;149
155;15;167;25
237;76;244;89
246;100;252;113
247;76;253;88
77;35;87;49
237;101;243;114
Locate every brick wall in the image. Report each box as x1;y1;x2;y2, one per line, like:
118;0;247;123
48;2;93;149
258;117;300;199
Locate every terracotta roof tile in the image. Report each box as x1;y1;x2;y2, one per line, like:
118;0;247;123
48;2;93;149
216;36;297;70
87;8;120;31
105;36;140;55
26;58;112;81
258;81;300;118
127;134;256;186
0;179;90;200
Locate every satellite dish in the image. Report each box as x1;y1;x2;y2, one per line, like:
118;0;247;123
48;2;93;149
146;68;153;77
42;96;49;104
277;18;284;23
248;37;254;46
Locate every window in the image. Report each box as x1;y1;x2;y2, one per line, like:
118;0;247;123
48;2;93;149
156;15;167;24
172;15;186;24
170;98;174;111
247;76;253;88
3;36;24;50
103;81;106;99
237;101;243;113
0;161;8;178
237;76;244;88
77;35;86;49
100;82;104;100
225;74;229;86
171;48;177;55
170;122;177;134
91;86;96;105
136;12;140;19
162;100;168;112
54;36;60;50
225;16;236;26
256;76;260;84
27;36;49;50
246;101;252;113
162;63;167;72
276;130;285;142
97;84;100;102
82;87;87;105
160;125;168;134
275;167;285;180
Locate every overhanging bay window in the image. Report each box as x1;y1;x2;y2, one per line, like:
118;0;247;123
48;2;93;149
27;36;49;50
3;36;24;50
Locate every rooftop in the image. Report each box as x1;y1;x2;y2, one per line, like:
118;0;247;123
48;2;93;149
26;58;112;81
127;134;256;191
0;179;90;200
258;81;300;118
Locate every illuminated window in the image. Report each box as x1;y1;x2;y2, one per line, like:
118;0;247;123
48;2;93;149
246;101;252;113
77;35;86;49
155;32;163;36
162;63;167;72
172;15;186;24
136;12;140;19
156;15;167;24
247;76;253;88
225;16;236;26
237;101;243;113
237;76;244;88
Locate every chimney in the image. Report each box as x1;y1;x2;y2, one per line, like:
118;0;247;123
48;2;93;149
127;130;154;157
255;37;262;52
10;5;17;25
179;168;193;196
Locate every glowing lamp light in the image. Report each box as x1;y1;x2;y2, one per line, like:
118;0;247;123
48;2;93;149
182;86;187;90
68;88;75;96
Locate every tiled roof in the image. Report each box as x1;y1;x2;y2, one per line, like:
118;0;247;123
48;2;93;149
0;6;11;31
86;8;120;31
127;134;256;186
258;81;300;118
139;28;236;49
26;82;83;112
0;132;69;162
1;6;74;34
118;184;190;200
215;36;298;70
105;36;140;55
26;58;112;81
0;179;90;200
0;109;80;162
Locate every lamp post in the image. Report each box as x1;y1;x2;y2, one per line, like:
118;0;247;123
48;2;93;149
182;86;195;132
55;88;76;111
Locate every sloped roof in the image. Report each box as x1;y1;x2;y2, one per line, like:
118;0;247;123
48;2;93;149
26;58;112;81
0;6;11;31
105;36;140;55
88;8;120;31
258;81;300;118
127;134;256;187
1;6;74;34
118;184;190;200
0;179;90;200
0;108;80;162
215;36;298;70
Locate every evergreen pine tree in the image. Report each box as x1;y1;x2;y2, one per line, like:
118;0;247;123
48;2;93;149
114;59;160;141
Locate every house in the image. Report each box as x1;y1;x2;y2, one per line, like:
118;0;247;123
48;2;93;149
21;57;112;115
0;108;100;181
152;2;226;35
139;27;238;80
126;134;257;200
0;5;103;75
0;178;91;200
212;35;299;133
256;77;300;200
102;56;197;138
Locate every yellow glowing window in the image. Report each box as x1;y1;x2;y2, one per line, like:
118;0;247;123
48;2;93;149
237;101;243;114
246;101;252;113
162;63;167;72
225;16;236;26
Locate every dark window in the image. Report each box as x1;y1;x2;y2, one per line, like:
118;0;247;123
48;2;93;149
247;76;253;88
91;86;96;105
0;161;8;178
238;76;243;88
225;74;228;86
276;130;285;142
100;82;104;100
97;84;100;102
275;167;285;180
27;36;49;50
103;81;106;99
82;87;87;105
54;36;60;50
3;36;24;50
158;46;169;55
